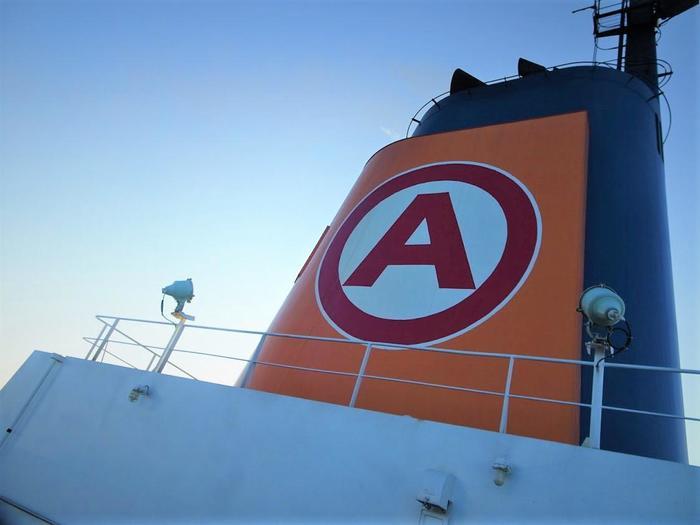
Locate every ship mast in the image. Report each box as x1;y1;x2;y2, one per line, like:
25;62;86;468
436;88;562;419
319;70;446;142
592;0;697;89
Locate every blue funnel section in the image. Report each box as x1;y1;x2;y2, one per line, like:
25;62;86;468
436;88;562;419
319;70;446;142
413;66;686;462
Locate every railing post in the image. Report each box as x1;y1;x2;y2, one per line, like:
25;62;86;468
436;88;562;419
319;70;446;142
499;357;515;433
91;319;119;362
146;353;157;372
236;334;267;388
588;346;606;448
85;324;107;359
153;318;187;374
349;343;372;407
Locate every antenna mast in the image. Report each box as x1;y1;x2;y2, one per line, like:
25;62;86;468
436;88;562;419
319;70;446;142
593;0;698;89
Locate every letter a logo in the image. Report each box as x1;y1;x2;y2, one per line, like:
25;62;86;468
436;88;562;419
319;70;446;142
344;192;476;289
317;162;541;345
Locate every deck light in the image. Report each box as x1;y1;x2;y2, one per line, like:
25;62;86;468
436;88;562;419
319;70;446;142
162;278;195;321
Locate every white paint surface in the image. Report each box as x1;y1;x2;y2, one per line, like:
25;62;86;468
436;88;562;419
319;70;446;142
1;352;698;524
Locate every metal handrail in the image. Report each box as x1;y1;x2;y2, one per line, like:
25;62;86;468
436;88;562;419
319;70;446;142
84;315;699;449
84;334;700;425
403;59;672;139
93;315;597;367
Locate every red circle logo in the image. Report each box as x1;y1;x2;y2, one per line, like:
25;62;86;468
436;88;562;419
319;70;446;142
316;162;541;345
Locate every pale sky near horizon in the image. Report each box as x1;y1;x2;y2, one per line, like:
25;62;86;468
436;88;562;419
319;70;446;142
1;0;698;462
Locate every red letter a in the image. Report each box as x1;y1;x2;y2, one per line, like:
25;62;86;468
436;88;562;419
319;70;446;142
344;192;475;289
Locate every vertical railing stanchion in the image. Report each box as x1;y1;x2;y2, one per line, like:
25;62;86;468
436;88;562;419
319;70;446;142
153;319;187;373
588;348;606;448
85;324;108;359
349;343;373;407
91;319;119;362
237;334;267;387
146;353;157;372
499;356;515;433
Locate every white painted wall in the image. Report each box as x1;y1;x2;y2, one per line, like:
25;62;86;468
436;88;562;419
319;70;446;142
1;352;698;524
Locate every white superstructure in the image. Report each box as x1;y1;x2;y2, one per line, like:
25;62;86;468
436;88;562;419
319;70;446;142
0;318;698;524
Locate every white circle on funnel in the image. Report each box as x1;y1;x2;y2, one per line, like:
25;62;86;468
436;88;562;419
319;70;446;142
338;180;507;320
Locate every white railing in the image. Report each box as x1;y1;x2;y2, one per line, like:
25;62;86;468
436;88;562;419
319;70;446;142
83;314;699;451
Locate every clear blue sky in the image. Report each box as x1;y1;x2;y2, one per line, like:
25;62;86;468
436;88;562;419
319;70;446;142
1;0;697;461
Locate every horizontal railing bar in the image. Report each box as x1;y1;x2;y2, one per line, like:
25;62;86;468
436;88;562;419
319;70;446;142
162;360;198;380
92;315;507;356
86;339;247;366
229;357;358;379
87;346;593;409
86;339;358;372
95;315;599;368
97;343;196;381
92;321;196;379
100;343;358;380
508;393;591;408
102;349;138;369
97;346;528;403
138;350;700;421
602;405;700;422
85;337;164;352
93;343;577;403
100;346;700;424
97;315;172;326
92;315;700;376
604;362;700;375
362;374;504;398
95;318;160;357
174;348;258;360
85;324;700;425
92;343;508;396
87;338;583;382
